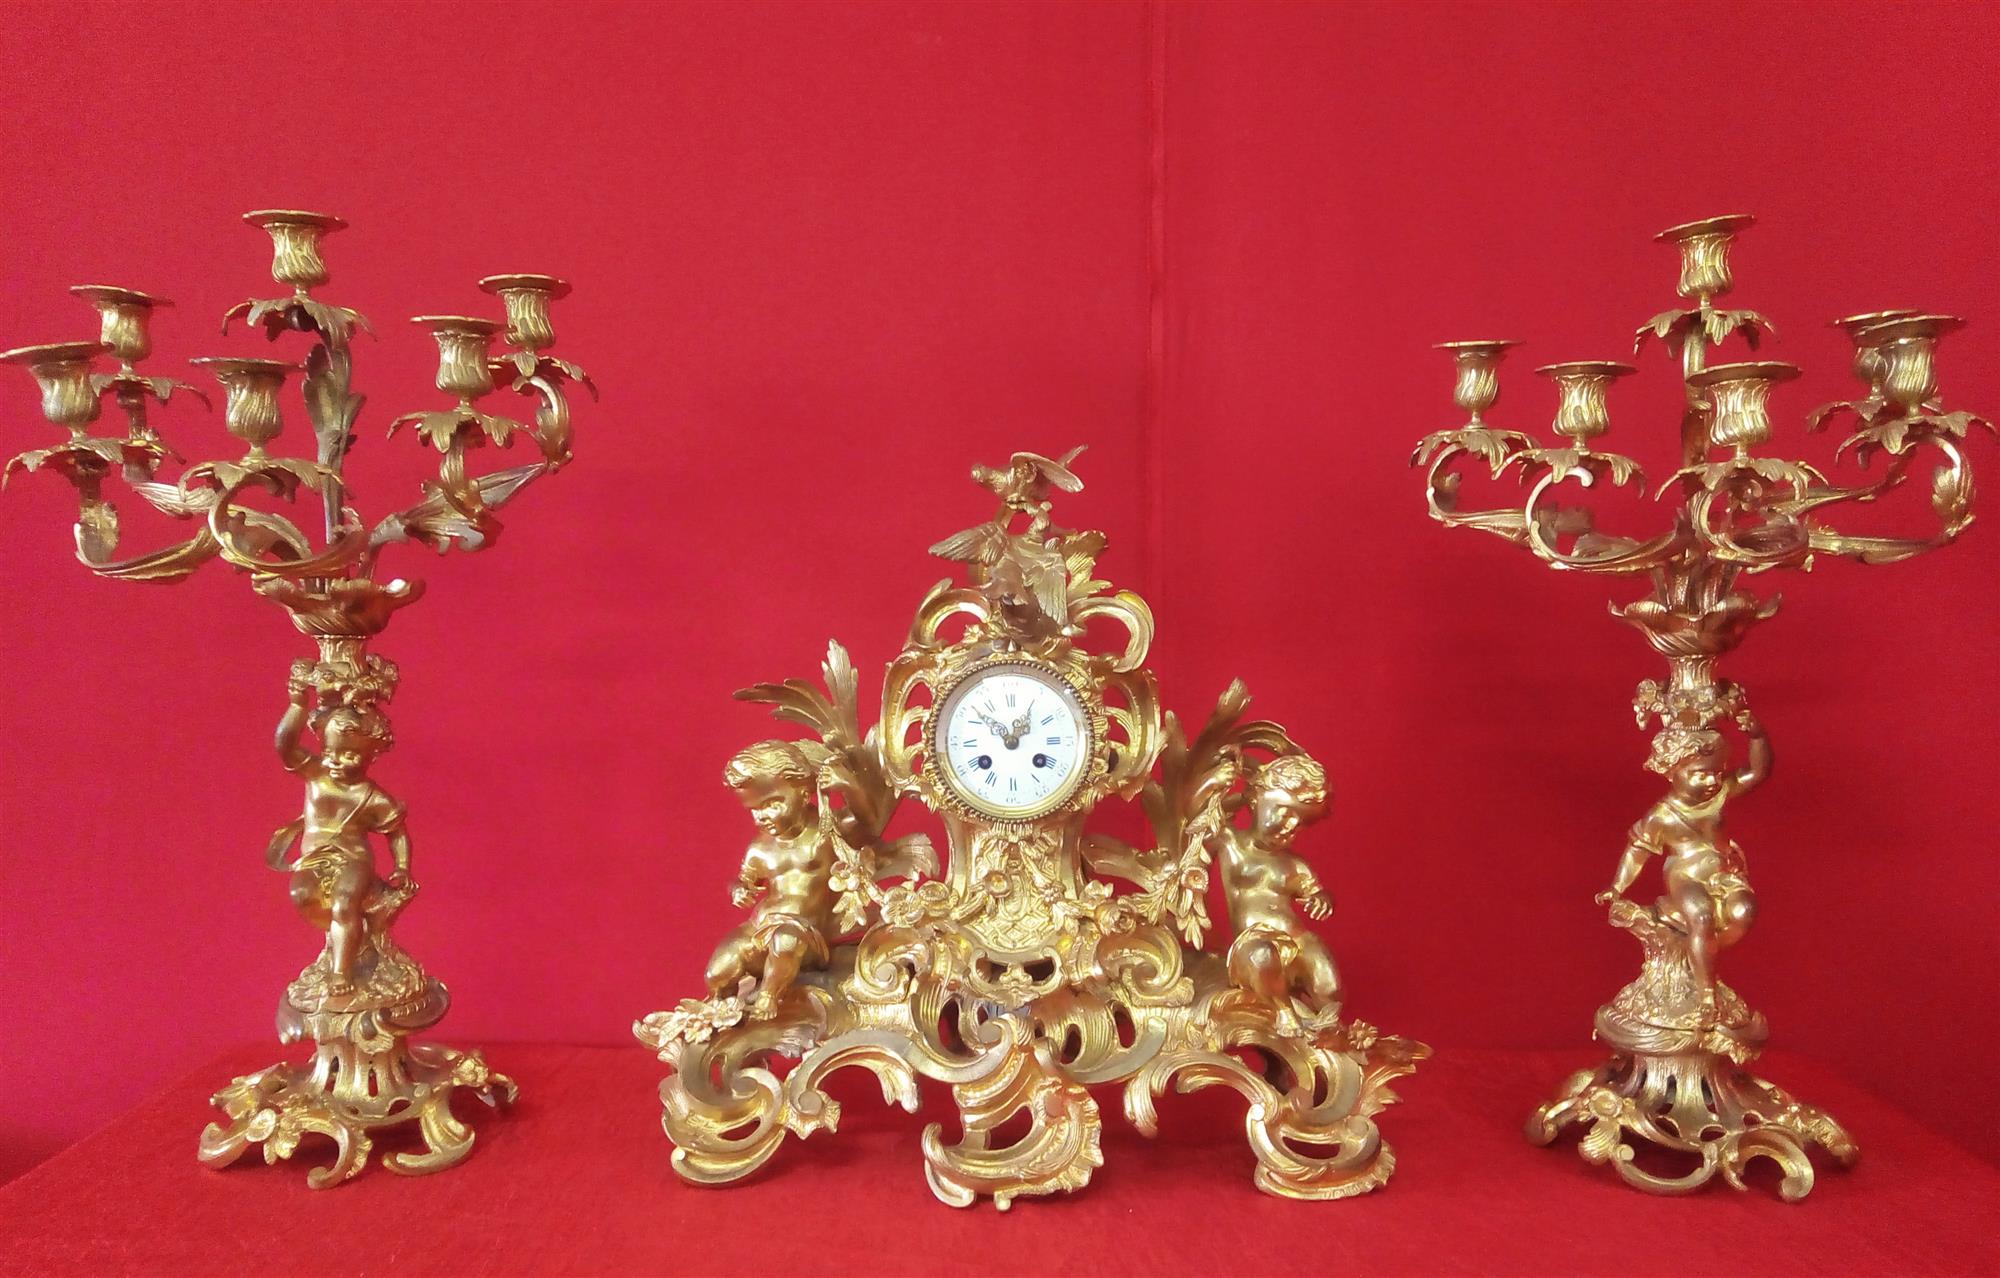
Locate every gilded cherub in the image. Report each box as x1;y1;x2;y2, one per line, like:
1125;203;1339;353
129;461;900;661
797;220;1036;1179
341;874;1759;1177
1599;705;1767;1010
704;740;840;1018
266;662;412;997
1089;682;1340;1030
1213;753;1341;1030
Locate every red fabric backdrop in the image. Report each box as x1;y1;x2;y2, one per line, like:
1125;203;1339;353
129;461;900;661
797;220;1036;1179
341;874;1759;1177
0;0;1993;1194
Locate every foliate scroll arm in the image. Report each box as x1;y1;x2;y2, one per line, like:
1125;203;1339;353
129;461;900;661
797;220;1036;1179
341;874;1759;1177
1522;470;1684;575
1412;433;1536;546
1789;420;1987;565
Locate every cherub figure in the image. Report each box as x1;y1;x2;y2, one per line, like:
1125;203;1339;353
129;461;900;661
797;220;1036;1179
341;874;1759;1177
1599;705;1767;1011
1213;753;1341;1030
704;740;838;1018
267;662;412;997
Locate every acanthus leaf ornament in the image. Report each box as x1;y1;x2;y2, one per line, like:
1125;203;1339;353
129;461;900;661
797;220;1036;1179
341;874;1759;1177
1413;214;1984;1199
638;449;1426;1207
3;210;594;1186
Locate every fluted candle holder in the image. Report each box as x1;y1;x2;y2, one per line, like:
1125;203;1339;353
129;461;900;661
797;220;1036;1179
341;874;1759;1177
3;210;596;1187
1412;215;1989;1200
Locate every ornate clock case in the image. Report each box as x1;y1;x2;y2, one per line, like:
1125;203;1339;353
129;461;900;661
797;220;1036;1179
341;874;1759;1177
636;448;1425;1208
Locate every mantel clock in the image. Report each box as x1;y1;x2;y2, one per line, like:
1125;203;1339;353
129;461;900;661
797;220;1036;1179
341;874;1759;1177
637;447;1426;1208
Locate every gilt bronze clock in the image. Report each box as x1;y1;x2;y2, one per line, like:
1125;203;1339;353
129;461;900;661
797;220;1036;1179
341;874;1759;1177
931;658;1093;822
636;447;1426;1208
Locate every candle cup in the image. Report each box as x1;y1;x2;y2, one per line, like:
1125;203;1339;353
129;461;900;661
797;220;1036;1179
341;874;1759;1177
1535;361;1636;445
71;286;170;367
1435;340;1522;425
1853;313;1964;415
1656;214;1756;302
190;356;297;452
1829;310;1918;396
243;210;347;292
0;341;109;430
1686;360;1800;452
477;274;569;353
411;316;502;401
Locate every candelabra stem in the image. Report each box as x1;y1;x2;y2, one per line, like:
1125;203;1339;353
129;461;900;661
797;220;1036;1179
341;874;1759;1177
1526;647;1857;1198
195;622;515;1187
1667;655;1716;694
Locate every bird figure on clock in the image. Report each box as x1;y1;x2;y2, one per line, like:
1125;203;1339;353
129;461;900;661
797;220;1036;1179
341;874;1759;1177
929;445;1107;628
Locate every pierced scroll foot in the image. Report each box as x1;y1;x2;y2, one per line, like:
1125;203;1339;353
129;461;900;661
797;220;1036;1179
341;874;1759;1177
920;1026;1104;1210
1131;996;1428;1202
638;985;841;1186
197;1039;514;1189
1528;1050;1858;1200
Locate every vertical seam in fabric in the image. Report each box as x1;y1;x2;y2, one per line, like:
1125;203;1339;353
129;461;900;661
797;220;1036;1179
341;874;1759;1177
1141;0;1169;602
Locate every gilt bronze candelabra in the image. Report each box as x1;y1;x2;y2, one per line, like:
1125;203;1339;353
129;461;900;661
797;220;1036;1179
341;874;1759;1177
1412;215;1987;1199
637;449;1425;1209
3;211;594;1187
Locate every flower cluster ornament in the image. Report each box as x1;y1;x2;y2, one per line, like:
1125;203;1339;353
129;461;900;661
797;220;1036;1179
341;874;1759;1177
2;210;595;1187
1413;214;1988;1200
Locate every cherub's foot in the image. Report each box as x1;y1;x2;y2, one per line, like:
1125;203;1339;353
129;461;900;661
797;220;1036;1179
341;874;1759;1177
323;974;355;998
748;991;780;1020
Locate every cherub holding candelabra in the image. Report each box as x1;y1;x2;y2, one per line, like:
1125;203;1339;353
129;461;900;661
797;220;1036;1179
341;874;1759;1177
3;211;594;1186
1412;214;1987;1199
638;451;1425;1208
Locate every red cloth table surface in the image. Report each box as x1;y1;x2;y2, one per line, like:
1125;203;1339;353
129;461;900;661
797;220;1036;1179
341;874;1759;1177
0;1044;1989;1277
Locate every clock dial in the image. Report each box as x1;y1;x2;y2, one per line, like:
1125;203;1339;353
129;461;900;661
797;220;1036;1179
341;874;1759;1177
935;665;1089;819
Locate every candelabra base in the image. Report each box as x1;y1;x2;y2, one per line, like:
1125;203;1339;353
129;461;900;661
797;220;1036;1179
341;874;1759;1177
197;993;516;1188
1525;1047;1858;1200
639;943;1426;1209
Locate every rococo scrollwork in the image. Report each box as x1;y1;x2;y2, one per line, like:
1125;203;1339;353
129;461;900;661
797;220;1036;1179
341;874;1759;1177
637;448;1425;1208
1413;215;1987;1199
4;212;594;1185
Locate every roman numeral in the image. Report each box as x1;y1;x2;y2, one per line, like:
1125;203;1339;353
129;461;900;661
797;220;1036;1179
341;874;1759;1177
984;771;997;787
1005;692;1016;707
1040;714;1054;725
1007;778;1018;792
1046;736;1062;745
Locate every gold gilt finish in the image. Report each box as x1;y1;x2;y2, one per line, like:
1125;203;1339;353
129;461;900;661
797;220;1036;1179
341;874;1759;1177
637;449;1425;1208
1413;216;1988;1200
2;212;595;1187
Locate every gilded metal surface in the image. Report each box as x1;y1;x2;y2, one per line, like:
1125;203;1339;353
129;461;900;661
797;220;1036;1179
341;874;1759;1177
1414;216;1987;1199
637;449;1425;1208
3;212;594;1186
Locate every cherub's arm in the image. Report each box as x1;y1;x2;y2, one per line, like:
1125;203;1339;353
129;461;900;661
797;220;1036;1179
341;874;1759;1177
1599;818;1659;903
1285;856;1333;921
1731;710;1771;795
374;800;412;888
275;664;318;775
731;844;774;908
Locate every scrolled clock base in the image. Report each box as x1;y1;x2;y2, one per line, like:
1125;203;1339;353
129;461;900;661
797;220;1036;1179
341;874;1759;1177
198;994;516;1188
1526;1043;1857;1201
639;945;1425;1209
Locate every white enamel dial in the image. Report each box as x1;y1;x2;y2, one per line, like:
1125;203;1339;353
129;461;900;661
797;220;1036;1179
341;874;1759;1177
934;664;1089;820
